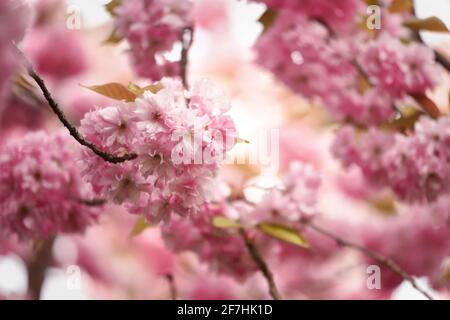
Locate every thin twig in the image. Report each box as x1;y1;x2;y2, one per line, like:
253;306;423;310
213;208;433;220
306;222;434;300
79;199;107;206
239;229;282;300
165;274;177;300
27;237;55;300
180;27;194;90
27;68;137;164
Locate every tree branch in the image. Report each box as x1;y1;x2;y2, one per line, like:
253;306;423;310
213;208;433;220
239;229;282;300
27;237;55;300
180;27;194;90
305;222;434;300
165;274;177;300
27;68;137;164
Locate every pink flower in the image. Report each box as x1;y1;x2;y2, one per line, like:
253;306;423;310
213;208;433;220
114;0;193;80
161;203;259;279
0;0;33;99
79;78;237;222
333;117;450;203
0;132;100;241
24;27;88;80
247;162;321;225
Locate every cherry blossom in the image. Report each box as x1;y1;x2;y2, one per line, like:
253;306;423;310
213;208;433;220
113;0;193;80
79;78;237;223
0;132;100;241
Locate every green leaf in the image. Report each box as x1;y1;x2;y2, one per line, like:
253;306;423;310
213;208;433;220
258;9;277;33
258;223;309;248
82;83;137;102
129;216;153;237
388;0;413;13
403;17;449;33
212;216;242;229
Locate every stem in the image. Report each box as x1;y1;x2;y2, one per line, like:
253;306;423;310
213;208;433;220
239;229;282;300
27;238;55;300
28;68;137;164
79;199;107;206
306;222;434;300
165;274;177;300
180;27;194;90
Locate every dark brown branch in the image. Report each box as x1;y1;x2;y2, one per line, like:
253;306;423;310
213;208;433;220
306;222;434;300
27;238;55;300
180;27;194;90
239;229;282;300
79;199;107;206
27;68;137;164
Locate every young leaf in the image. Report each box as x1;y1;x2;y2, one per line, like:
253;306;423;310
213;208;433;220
105;0;121;16
382;107;423;132
103;28;123;45
212;216;242;229
403;17;449;33
412;93;441;119
388;0;412;13
82;83;137;102
364;0;379;5
236;137;250;144
128;82;163;96
129;216;153;238
258;223;309;248
258;9;277;33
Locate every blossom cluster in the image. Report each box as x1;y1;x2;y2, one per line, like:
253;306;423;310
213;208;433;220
79;78;237;223
362;197;450;290
253;0;440;126
160;162;321;279
161;203;259;279
332;116;450;203
113;0;193;80
231;162;321;226
0;0;33;99
0;132;100;241
25;27;88;81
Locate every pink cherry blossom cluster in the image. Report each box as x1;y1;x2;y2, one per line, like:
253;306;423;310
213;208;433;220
254;0;363;34
0;0;33;99
25;27;88;81
235;162;322;226
362;197;450;290
160;161;321;279
332;116;450;203
161;203;259;279
252;0;441;125
113;0;193;80
0;131;101;241
79;78;237;223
